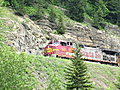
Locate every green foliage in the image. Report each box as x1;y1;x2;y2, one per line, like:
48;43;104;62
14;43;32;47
105;0;120;26
23;6;36;16
0;44;36;89
7;0;26;16
56;15;65;34
33;56;66;89
0;16;36;89
65;43;92;90
66;0;86;22
49;8;56;23
91;0;109;29
3;0;120;29
0;0;4;6
47;74;63;90
116;72;120;89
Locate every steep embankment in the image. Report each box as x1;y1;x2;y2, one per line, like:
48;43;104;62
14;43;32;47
1;10;120;54
0;7;48;54
2;7;120;55
28;56;120;90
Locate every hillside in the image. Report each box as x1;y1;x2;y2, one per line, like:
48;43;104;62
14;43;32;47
1;6;120;55
33;56;120;90
0;0;120;90
0;46;119;90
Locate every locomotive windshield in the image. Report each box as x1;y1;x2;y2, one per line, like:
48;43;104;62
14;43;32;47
60;42;67;46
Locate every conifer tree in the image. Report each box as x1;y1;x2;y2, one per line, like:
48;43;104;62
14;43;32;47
67;0;86;22
56;15;65;34
65;43;92;90
49;8;56;23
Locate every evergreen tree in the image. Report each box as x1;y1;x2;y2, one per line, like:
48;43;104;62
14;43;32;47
67;0;87;22
65;43;92;90
49;8;56;23
92;0;109;29
105;0;120;26
56;16;65;34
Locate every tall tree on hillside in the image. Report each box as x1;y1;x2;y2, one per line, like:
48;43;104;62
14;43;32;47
65;43;92;90
49;8;56;23
92;0;109;29
105;0;120;26
24;0;37;6
33;0;47;19
67;0;87;22
56;15;65;34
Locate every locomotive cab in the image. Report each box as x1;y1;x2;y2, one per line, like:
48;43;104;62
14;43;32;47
44;40;75;58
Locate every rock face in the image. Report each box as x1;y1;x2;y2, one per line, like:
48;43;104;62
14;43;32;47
5;16;48;55
4;14;120;55
36;17;120;49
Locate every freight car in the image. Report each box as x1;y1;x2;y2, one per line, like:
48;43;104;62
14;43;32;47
44;40;120;66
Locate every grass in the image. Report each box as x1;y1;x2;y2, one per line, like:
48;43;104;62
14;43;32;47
0;7;18;22
28;56;120;90
0;46;119;90
0;6;37;89
87;62;120;90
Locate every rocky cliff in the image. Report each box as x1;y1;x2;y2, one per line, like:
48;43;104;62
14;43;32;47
3;9;120;55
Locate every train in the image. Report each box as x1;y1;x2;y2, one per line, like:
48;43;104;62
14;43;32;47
44;40;120;66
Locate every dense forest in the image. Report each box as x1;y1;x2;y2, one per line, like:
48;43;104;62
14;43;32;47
3;0;120;29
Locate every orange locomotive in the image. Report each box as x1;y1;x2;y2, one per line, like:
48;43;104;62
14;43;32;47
44;40;120;66
44;40;74;58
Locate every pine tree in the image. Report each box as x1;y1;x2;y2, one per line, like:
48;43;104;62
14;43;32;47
92;0;109;29
67;0;86;22
65;43;92;90
49;8;56;23
56;16;65;34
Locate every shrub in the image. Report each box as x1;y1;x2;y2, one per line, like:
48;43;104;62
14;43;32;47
0;45;36;89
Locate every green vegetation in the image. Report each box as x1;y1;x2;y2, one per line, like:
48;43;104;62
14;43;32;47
0;13;36;89
0;46;36;89
56;15;65;34
65;44;92;90
49;8;56;23
28;56;120;90
3;0;120;30
117;72;120;89
87;62;120;90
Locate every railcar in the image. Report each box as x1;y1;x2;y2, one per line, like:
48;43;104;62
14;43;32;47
44;40;120;66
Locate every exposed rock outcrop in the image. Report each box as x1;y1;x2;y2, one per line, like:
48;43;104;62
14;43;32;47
4;16;48;55
36;18;120;49
3;14;120;55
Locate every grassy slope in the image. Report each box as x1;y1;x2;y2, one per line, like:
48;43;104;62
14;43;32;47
33;56;120;90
